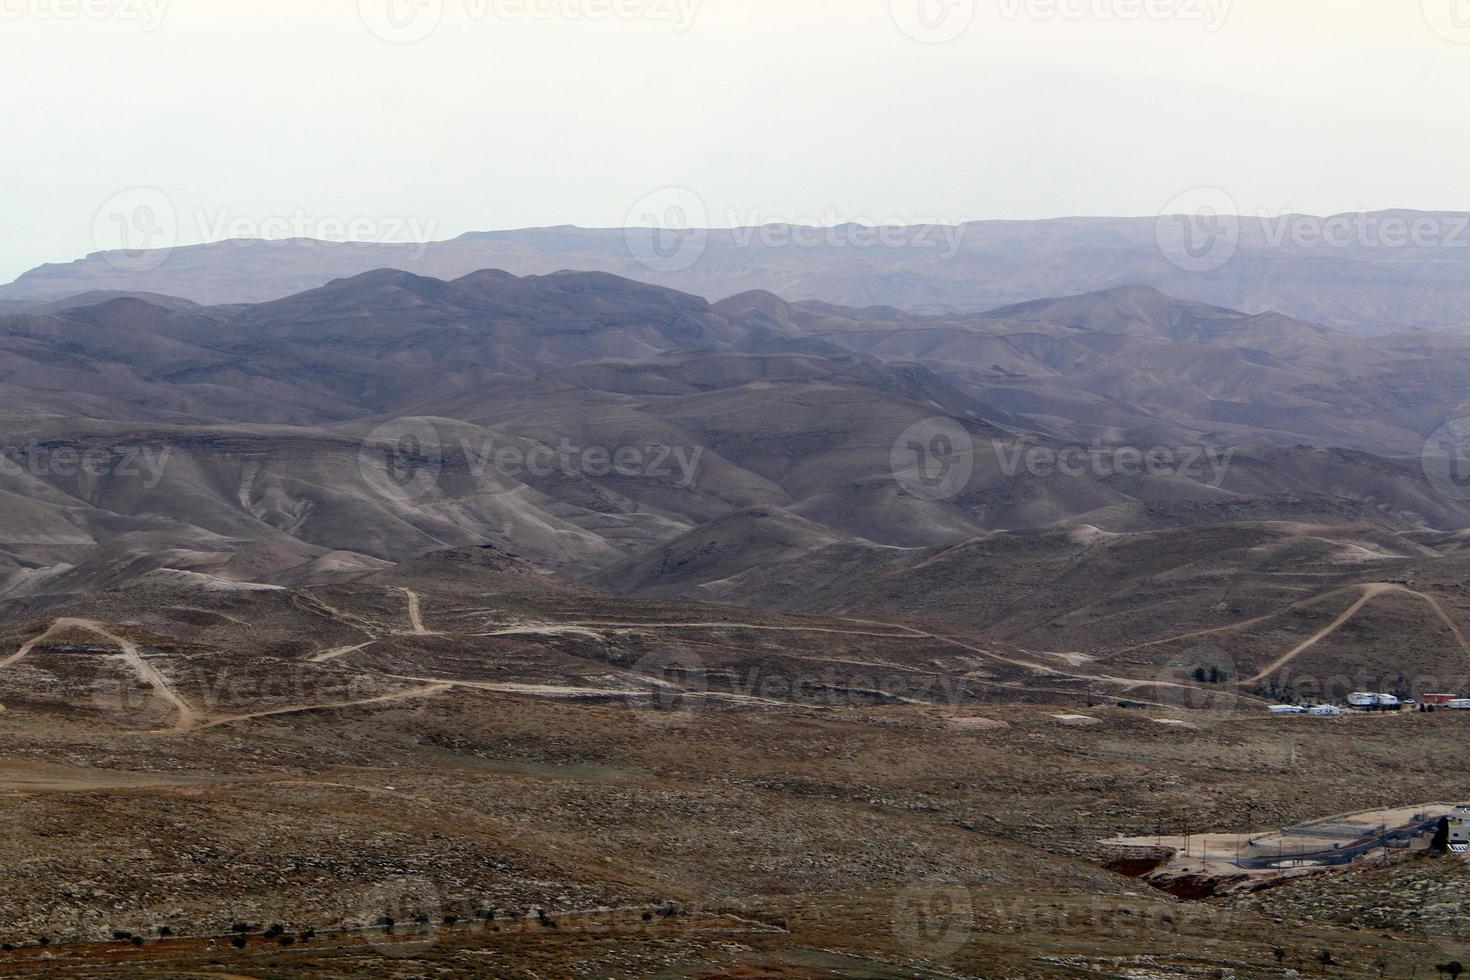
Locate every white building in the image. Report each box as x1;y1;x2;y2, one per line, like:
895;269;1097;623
1348;692;1400;709
1450;804;1470;854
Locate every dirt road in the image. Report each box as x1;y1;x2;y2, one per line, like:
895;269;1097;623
401;588;432;635
1245;583;1470;682
2;618;199;731
193;683;452;731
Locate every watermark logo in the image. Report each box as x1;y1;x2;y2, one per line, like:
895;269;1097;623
197;208;439;256
891;882;973;960
93;187;178;273
359;0;701;43
359;0;444;43
624;186;709;273
0;442;172;487
1152;645;1239;712
996;0;1231;31
1159;195;1470;271
1156;186;1240;273
84;659;438;731
348;876;445;957
725;210;969;260
1422;416;1470;502
890;0;977;43
0;0;169;29
1423;0;1470;43
92;189;439;272
357;419;705;502
891;418;976;502
991;440;1234;485
628;645;708;727
1259;211;1470;251
359;419;447;501
91;675;173;728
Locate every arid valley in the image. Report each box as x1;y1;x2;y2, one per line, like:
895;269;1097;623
8;3;1470;974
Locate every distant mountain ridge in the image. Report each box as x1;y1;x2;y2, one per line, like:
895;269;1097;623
7;212;1470;333
0;270;1468;604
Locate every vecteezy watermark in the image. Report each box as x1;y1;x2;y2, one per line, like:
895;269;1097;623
91;187;439;273
358;0;701;44
627;646;708;727
346;876;446;957
889;0;977;44
92;187;179;273
0;441;174;547
1422;0;1470;44
92;675;177;729
997;0;1232;31
623;186;710;274
623;193;971;274
1256;211;1470;251
626;658;973;724
890;421;1234;502
992;441;1234;485
357;419;704;501
891;418;976;502
1156;187;1241;273
89;664;423;729
196;209;439;254
891;882;973;960
983;894;1238;942
0;0;169;29
1159;191;1470;273
1152;645;1240;712
725;210;969;261
0;441;172;488
1422;416;1470;502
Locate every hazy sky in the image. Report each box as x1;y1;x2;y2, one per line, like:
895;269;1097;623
3;0;1469;282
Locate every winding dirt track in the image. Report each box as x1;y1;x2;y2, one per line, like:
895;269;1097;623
1;618;199;732
21;576;1449;735
1119;586;1366;653
290;590;381;636
192;684;453;731
1106;580;1470;687
309;641;377;664
385;673;790;706
1243;582;1470;682
540;616;1274;705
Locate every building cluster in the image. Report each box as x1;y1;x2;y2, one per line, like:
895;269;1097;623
1268;692;1470;714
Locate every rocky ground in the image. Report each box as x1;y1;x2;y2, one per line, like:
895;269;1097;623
1;554;1468;975
1232;853;1470;938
